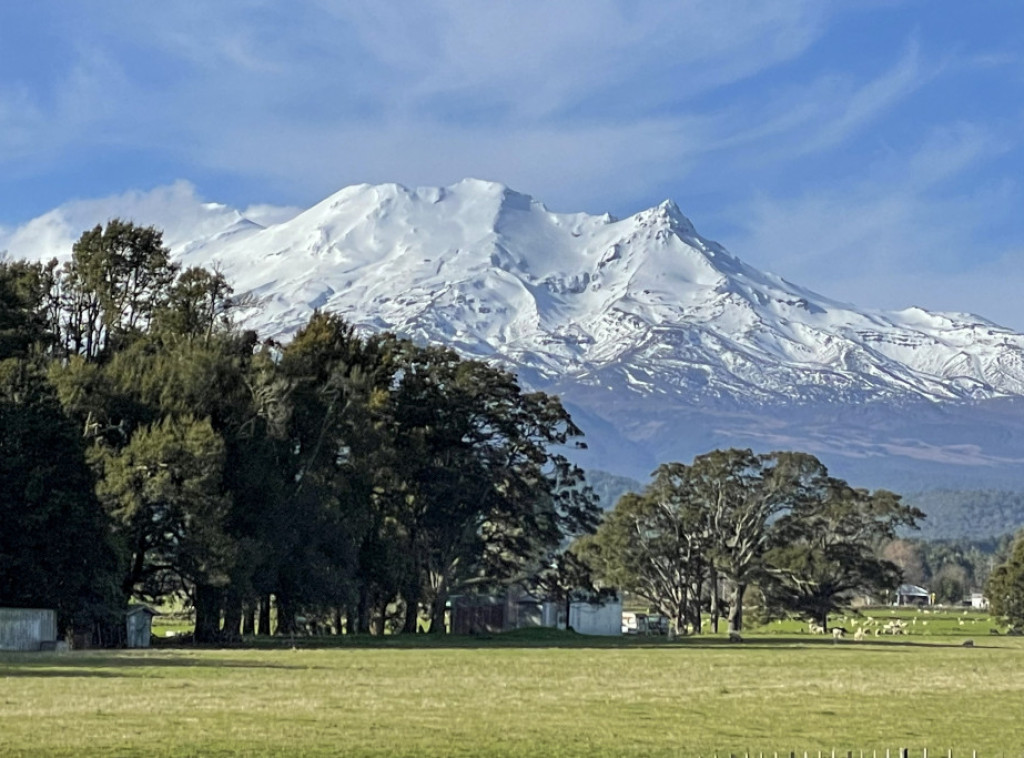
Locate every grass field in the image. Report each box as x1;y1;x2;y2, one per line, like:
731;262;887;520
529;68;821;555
2;610;1023;757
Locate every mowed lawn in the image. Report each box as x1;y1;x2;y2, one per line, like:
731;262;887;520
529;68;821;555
2;624;1023;757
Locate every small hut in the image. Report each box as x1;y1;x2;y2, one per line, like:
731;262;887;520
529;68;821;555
0;608;57;651
125;606;159;648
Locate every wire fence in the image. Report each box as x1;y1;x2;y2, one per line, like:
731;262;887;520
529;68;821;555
699;751;1021;758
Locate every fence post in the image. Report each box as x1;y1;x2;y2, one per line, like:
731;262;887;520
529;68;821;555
900;749;908;758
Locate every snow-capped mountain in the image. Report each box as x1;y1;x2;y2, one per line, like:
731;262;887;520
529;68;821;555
172;178;1024;408
11;179;1024;491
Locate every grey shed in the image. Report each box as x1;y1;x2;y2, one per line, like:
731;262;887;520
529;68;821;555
125;606;159;648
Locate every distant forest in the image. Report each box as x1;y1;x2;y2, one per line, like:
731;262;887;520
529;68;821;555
904;490;1024;541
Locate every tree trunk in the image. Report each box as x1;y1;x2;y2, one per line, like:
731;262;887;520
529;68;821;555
370;603;386;636
257;594;272;636
428;589;447;634
345;604;358;635
275;594;296;636
727;582;746;634
194;584;222;643
241;604;255;636
357;585;372;635
710;567;720;634
221;590;243;642
401;577;421;634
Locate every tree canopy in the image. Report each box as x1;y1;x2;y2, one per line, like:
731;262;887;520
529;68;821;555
586;449;922;633
0;222;600;642
987;530;1024;628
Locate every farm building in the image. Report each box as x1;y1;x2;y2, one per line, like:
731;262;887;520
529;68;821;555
449;590;622;636
125;605;159;648
969;591;990;610
0;608;58;651
895;583;931;606
566;597;622;636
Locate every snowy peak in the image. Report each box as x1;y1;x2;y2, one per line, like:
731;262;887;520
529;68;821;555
12;179;1024;408
166;180;1024;403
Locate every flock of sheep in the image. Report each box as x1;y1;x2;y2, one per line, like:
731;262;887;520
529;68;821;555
806;610;979;642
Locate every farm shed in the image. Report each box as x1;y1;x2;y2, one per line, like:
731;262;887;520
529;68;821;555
0;608;58;651
895;583;931;606
568;597;622;636
125;606;159;648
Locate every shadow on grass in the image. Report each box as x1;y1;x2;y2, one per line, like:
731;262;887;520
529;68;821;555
0;654;310;677
145;628;1004;652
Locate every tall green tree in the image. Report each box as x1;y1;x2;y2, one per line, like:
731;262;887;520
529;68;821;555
763;483;922;628
579;489;701;633
0;260;51;359
0;359;121;634
685;449;828;634
987;530;1024;628
388;345;599;633
50;220;178;359
94;415;233;605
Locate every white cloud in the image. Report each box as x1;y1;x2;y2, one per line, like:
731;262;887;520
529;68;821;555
0;1;831;211
0;182;297;263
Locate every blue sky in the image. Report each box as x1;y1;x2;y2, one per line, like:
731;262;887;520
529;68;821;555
3;1;1024;327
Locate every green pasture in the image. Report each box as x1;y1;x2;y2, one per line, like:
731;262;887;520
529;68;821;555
2;613;1023;757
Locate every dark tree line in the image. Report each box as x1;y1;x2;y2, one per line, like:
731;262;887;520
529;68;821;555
1;221;599;642
578;449;924;633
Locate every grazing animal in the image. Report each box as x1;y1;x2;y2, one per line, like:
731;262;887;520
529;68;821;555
808;622;825;635
854;627;866;642
962;639;975;647
832;627;845;642
728;631;743;643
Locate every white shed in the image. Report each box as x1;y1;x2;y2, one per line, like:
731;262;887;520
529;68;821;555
568;597;623;636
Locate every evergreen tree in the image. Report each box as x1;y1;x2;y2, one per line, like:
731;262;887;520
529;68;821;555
763;483;922;628
987;531;1024;628
0;359;122;635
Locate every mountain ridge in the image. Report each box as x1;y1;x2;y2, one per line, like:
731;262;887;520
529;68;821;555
10;178;1024;492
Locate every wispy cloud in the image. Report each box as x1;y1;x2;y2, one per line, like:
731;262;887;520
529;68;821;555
723;121;1022;324
0;1;832;215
